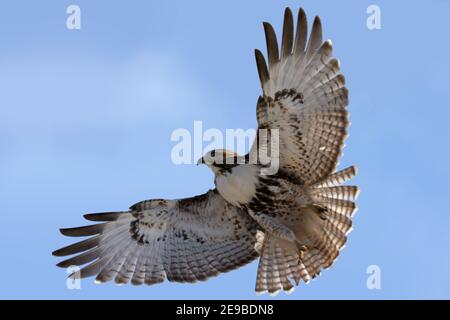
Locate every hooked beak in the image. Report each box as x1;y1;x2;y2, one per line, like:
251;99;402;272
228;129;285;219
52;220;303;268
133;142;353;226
197;157;205;166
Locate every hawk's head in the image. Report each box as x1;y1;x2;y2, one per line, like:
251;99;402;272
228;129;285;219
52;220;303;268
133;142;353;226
197;149;239;174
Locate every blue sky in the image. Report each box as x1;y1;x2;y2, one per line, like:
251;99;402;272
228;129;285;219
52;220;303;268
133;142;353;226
1;0;449;299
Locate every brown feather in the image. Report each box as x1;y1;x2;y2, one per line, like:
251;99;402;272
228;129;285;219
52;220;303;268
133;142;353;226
263;22;279;70
59;223;106;237
294;8;308;54
52;236;100;256
306;16;323;60
254;49;269;87
281;8;294;60
84;211;125;222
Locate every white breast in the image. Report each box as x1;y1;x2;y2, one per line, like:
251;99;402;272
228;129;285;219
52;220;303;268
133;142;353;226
215;165;259;207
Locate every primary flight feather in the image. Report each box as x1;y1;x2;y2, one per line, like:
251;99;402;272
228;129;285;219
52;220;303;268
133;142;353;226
53;7;359;295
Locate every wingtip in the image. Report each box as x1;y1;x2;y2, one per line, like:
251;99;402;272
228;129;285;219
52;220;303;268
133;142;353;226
58;224;105;237
56;261;68;268
83;213;92;220
262;21;272;29
313;15;322;25
52;248;63;257
284;7;293;18
83;211;125;222
298;7;307;23
59;228;69;236
59;227;81;236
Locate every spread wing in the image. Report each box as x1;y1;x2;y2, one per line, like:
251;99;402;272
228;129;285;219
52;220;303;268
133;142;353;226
53;189;258;285
250;8;349;185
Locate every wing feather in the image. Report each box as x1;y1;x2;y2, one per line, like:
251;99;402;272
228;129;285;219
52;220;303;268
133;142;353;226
281;8;294;59
263;22;279;71
294;8;308;56
53;189;258;285
251;7;350;184
255;49;270;87
305;16;322;60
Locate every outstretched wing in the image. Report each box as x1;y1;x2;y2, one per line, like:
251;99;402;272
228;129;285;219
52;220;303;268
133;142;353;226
53;189;258;285
251;8;349;185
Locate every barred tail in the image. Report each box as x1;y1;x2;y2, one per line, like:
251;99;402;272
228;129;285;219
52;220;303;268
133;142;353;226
311;165;358;188
303;165;359;275
255;166;359;295
310;165;359;237
255;233;310;295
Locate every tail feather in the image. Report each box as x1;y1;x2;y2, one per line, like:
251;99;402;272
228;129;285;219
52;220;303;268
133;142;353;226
255;234;312;295
297;260;311;284
302;248;321;277
299;166;359;277
255;237;273;294
323;227;346;250
313;233;340;270
314;196;357;217
312;166;357;188
326;209;353;234
255;166;359;294
311;185;359;201
256;235;294;295
273;245;294;294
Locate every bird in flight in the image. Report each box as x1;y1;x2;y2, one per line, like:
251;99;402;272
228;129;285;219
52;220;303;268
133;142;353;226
53;7;359;295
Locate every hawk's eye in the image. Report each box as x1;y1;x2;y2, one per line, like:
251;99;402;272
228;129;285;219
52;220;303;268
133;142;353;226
210;150;216;157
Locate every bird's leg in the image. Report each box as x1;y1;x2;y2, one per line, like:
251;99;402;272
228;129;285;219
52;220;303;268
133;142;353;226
296;244;308;264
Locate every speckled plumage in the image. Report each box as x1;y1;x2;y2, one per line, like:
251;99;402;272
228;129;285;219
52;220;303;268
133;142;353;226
53;190;258;285
53;7;358;295
247;7;358;294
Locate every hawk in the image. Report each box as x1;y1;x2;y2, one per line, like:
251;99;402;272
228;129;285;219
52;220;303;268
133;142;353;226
53;7;359;295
